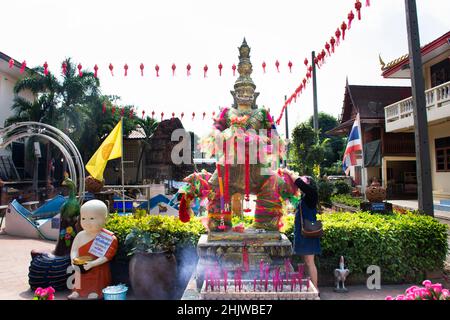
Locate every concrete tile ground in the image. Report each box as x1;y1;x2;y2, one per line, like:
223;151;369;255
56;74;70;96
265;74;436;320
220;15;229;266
0;228;447;300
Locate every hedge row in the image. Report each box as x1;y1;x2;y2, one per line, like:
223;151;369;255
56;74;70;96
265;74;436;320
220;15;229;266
106;211;448;283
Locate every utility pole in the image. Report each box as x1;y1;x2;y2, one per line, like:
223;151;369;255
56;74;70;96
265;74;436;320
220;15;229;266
405;0;434;216
284;95;289;168
312;51;319;132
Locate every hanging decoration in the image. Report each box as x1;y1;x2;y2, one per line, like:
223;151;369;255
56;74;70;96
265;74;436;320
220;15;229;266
94;64;99;78
366;0;370;6
288;61;293;73
20;61;26;74
142;110;145;119
151;111;155;118
140;63;144;76
203;65;208;78
325;42;331;56
304;58;308;67
262;61;266;73
124;64;129;76
43;62;49;76
172;112;175;119
355;0;362;20
348;10;355;29
109;63;114;76
330;36;336;53
77;63;83;77
192;112;195;120
212;111;216;119
161;112;164;120
62;62;67;75
232;64;236;76
155;64;160;77
341;21;347;41
8;59;14;68
187;63;191;76
218;63;223;76
172;63;176;76
181;112;184;119
275;60;280;72
335;28;341;45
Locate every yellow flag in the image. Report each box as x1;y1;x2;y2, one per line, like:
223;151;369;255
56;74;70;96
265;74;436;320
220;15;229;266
85;119;123;181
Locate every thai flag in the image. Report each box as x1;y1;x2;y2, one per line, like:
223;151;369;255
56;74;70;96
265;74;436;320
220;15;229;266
342;113;362;176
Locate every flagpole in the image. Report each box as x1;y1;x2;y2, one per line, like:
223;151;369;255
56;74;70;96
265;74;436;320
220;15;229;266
357;113;367;200
121;117;125;214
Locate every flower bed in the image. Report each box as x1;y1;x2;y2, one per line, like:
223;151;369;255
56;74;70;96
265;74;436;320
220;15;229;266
106;211;448;284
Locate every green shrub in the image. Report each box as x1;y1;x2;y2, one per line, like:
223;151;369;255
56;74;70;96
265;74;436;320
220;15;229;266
318;180;334;206
333;181;351;195
330;194;362;208
106;211;448;283
319;212;448;283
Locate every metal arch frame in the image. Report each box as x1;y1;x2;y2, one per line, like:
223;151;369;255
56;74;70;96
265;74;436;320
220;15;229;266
0;122;85;203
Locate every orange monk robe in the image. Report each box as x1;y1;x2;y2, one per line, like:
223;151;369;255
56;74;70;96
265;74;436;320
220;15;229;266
74;230;118;298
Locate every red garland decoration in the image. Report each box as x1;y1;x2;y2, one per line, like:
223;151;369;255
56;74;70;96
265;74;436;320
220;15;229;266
151;111;155;118
192;112;195;120
355;0;362;20
203;65;208;78
172;112;175;119
288;61;293;73
306;71;311;79
172;63;176;76
142;110;145;119
244;147;251;212
218;63;223;76
330;37;336;53
20;61;26;74
321;49;326;64
325;42;331;56
187;64;191;76
181;112;184;119
302;78;307;87
275;60;280;72
366;0;370;6
308;65;313;73
62;62;67;75
155;64;160;77
124;64;128;76
77;63;83;77
94;64;98;78
304;58;308;67
212;111;216;119
341;21;347;41
8;59;14;68
140;63;144;76
348;10;354;30
43;62;48;76
262;61;266;73
109;63;114;76
335;28;341;45
314;57;320;69
102;102;106;114
202;112;206;120
161;112;164;120
232;64;236;76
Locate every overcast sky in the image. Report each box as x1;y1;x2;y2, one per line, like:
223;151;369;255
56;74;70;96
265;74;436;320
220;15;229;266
2;0;450;137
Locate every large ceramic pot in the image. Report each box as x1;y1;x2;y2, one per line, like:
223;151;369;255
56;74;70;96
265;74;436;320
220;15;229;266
129;251;177;300
365;178;386;202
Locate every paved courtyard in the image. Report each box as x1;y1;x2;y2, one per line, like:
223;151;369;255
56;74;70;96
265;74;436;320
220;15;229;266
1;229;443;300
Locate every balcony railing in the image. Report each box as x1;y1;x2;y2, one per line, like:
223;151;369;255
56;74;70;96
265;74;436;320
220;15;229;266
385;80;450;132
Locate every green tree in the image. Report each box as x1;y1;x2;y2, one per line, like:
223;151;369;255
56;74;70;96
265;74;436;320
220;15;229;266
289;123;329;176
308;112;345;169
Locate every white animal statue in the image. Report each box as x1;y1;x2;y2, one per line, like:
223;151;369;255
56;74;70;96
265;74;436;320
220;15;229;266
334;256;350;292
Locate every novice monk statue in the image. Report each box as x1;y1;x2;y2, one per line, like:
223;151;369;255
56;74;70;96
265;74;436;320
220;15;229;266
68;200;118;300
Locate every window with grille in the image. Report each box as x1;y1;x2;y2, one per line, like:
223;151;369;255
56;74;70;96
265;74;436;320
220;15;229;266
435;137;450;172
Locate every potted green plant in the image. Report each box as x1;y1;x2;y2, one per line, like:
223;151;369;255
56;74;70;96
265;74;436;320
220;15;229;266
125;228;178;300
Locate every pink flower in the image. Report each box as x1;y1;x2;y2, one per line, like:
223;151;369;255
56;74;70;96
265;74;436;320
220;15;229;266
441;289;449;297
422;280;432;288
385;296;393;300
396;295;405;300
406;286;419;294
431;283;443;294
46;287;55;295
34;287;43;296
47;293;54;300
40;288;48;297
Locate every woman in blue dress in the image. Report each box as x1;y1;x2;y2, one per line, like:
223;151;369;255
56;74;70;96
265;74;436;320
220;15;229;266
290;174;321;291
